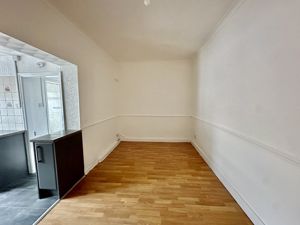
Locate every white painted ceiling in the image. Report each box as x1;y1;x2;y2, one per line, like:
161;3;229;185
0;33;70;65
47;0;237;61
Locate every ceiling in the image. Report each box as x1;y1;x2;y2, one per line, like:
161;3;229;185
0;33;70;65
47;0;237;61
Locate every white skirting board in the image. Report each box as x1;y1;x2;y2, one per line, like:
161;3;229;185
84;140;120;174
191;141;265;225
120;136;191;143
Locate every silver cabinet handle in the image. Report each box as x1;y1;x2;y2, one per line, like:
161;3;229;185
36;146;44;163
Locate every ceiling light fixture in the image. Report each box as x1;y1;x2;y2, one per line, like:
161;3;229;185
144;0;151;6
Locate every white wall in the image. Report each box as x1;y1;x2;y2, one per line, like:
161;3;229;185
0;55;15;75
61;64;80;130
16;55;60;74
0;55;24;131
0;0;119;173
193;0;300;224
118;60;192;141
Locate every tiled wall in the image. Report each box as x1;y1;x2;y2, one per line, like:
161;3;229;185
0;76;24;131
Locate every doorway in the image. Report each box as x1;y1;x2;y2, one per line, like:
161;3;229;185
19;73;65;173
0;31;80;225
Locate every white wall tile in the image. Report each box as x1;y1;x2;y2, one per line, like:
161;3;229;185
0;76;24;130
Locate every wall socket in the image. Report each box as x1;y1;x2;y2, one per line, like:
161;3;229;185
116;133;121;141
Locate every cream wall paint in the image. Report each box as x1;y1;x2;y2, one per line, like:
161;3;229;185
193;0;300;224
118;60;193;141
0;0;119;172
47;0;236;61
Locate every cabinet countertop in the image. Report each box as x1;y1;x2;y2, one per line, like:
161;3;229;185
0;130;25;139
30;130;81;143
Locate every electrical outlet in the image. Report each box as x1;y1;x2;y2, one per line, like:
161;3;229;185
193;134;197;139
116;133;121;141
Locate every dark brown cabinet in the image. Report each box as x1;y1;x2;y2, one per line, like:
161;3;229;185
32;130;84;199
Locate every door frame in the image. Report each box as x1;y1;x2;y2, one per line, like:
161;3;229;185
17;72;65;173
44;73;66;133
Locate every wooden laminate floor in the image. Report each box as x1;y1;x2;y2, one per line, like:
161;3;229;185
40;142;252;225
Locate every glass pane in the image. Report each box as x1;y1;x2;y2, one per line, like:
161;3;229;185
45;77;64;133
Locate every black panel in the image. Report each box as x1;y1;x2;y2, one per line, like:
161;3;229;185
55;131;84;198
0;132;28;188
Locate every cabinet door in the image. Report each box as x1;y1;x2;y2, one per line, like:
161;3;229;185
55;132;84;198
35;144;57;190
